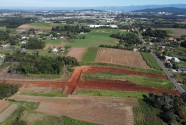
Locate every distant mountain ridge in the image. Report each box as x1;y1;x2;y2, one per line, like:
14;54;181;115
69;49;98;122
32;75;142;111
133;7;186;15
1;4;186;11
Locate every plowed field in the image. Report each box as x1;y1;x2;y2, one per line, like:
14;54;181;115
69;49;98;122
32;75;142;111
16;24;52;32
66;47;87;62
95;48;150;69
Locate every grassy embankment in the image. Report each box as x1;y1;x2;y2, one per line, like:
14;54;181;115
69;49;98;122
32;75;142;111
83;72;175;89
141;52;162;70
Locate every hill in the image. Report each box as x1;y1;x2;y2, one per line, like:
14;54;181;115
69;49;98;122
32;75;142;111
133;7;186;15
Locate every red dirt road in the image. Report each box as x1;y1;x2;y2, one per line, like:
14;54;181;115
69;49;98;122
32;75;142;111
1;66;179;95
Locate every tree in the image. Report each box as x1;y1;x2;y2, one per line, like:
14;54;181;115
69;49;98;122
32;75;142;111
173;62;179;69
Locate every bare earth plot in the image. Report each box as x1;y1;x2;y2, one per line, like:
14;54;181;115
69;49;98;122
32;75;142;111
95;48;150;69
44;41;67;50
9;94;138;125
157;28;186;37
66;47;87;62
16;24;52;32
0;101;9;112
0;104;18;122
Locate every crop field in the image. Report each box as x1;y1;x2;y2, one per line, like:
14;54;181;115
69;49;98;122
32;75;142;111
66;32;118;47
157;28;186;37
95;48;151;69
0;27;6;31
16;24;52;32
66;47;87;62
92;28;127;34
141;52;162;70
83;72;174;90
81;47;98;63
31;22;52;27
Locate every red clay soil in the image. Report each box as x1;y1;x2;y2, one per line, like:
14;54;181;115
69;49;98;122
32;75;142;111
1;66;179;95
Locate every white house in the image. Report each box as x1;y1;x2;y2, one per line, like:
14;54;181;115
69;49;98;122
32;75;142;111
165;56;180;62
0;54;5;58
22;36;27;39
21;41;27;44
52;48;58;52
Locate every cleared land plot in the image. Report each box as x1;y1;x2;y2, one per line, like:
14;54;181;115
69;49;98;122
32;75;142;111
0;27;6;31
44;41;67;50
0;101;9;112
95;48;151;69
92;28;127;34
157;28;186;37
16;24;52;32
141;52;162;70
0;104;18;122
10;95;138;125
66;32;118;47
81;47;98;63
31;22;52;27
66;47;87;62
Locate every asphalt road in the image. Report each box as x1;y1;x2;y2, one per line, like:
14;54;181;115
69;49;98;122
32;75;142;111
137;29;185;94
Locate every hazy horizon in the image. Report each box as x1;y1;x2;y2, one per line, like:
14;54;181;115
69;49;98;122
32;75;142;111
0;0;185;7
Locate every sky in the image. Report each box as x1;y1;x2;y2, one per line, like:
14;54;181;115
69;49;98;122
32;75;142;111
0;0;185;7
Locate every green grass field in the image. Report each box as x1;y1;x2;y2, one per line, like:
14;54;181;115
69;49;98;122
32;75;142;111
83;72;174;89
20;90;68;97
133;99;166;125
81;47;98;63
76;90;149;98
141;52;162;70
31;22;52;27
66;32;118;47
44;39;62;44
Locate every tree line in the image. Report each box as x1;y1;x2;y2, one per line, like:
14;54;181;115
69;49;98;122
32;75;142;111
0;83;18;99
5;51;79;75
110;32;142;45
21;38;45;49
142;28;167;38
145;93;186;124
52;25;91;33
0;17;37;28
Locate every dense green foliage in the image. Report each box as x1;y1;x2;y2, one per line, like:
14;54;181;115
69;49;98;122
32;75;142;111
134;99;165;125
21;38;45;49
0;83;18;99
141;52;162;70
142;28;167;38
0;30;9;41
0;17;36;28
5;51;79;74
52;25;91;33
81;47;98;63
110;32;142;45
181;41;186;48
145;93;186;124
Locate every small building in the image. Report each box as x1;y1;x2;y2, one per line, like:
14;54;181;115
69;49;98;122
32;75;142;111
165;56;180;62
133;48;138;52
80;32;84;34
169;37;174;41
0;54;5;58
22;36;27;39
52;48;58;52
21;41;27;44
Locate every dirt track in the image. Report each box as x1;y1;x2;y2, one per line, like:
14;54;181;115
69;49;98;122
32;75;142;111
9;95;137;125
2;66;179;95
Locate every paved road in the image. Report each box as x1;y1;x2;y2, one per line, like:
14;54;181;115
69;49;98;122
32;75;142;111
137;29;185;94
